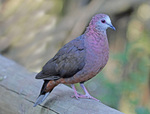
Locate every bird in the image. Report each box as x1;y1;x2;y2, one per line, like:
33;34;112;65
33;14;116;107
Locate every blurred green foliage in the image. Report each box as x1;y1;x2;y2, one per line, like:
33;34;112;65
135;107;150;114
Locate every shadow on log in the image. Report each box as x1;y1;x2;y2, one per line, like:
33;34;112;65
0;55;123;114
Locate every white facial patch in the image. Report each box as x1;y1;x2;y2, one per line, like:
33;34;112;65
105;16;112;25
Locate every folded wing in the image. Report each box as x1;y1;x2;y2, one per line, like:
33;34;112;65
35;36;86;80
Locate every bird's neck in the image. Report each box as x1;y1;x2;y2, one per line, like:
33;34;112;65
84;26;107;40
84;26;109;53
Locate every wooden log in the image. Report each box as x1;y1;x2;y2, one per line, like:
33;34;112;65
0;55;123;114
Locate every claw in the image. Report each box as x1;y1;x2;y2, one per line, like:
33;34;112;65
71;94;79;99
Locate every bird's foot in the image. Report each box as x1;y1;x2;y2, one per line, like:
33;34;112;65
71;93;100;102
71;93;80;99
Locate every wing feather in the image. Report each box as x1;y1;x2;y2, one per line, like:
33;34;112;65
35;36;85;80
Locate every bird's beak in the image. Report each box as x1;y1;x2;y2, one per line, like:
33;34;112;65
107;23;116;31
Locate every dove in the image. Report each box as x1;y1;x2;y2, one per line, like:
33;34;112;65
34;14;115;107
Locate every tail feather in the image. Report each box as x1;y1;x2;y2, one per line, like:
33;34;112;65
33;92;50;107
34;80;58;107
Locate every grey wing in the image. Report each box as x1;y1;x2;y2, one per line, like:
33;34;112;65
35;36;86;80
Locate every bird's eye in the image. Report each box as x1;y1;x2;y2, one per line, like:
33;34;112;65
101;20;106;23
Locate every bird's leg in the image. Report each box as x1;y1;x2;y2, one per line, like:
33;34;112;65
79;83;100;101
71;84;100;101
71;84;80;99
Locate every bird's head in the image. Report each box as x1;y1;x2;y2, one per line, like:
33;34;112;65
89;14;116;32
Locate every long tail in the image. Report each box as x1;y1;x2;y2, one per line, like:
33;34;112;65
33;80;57;107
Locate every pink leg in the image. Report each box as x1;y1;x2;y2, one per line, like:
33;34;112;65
71;84;100;102
71;84;80;99
80;83;100;101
